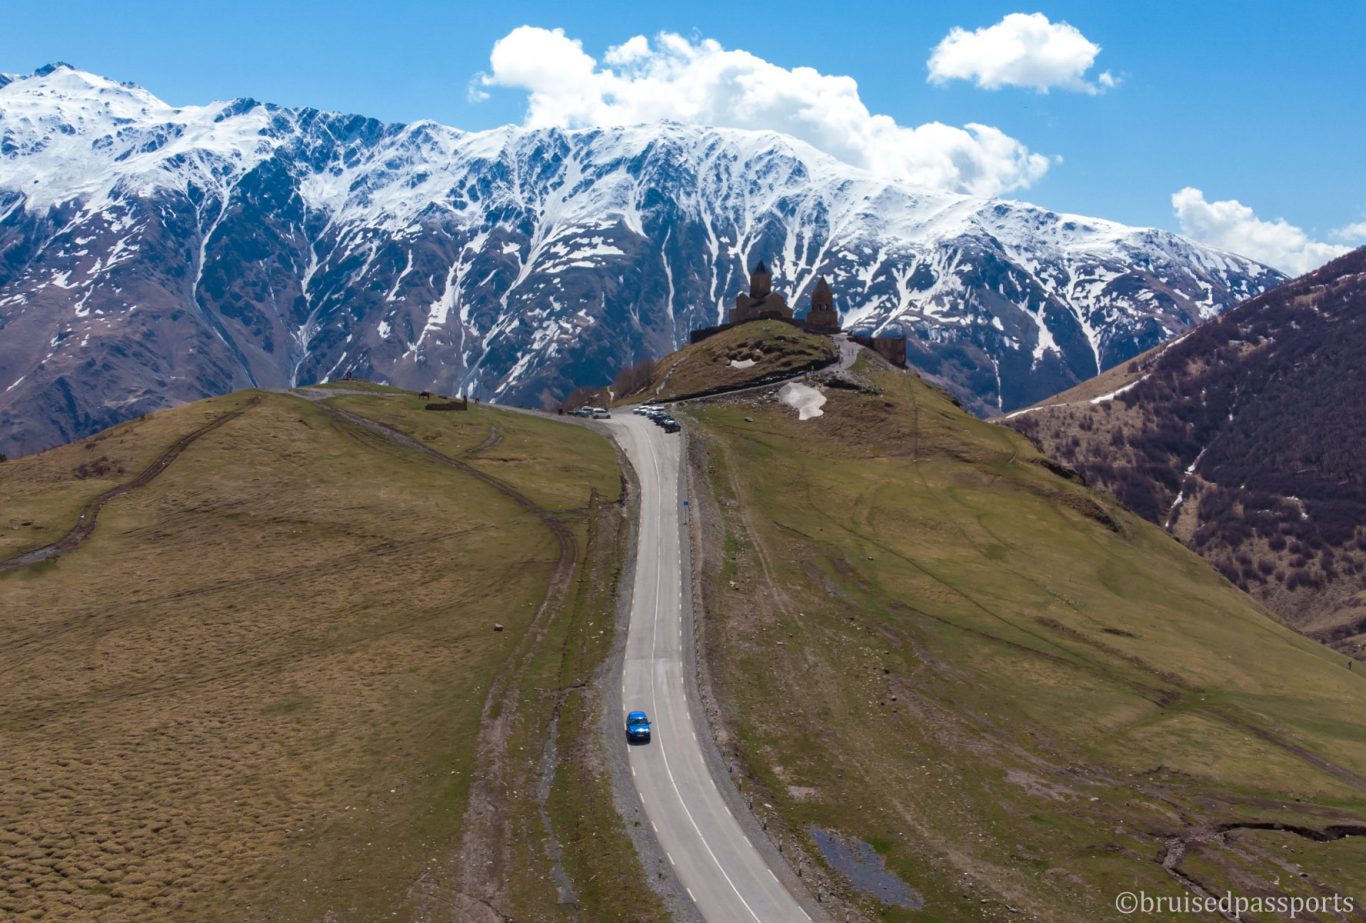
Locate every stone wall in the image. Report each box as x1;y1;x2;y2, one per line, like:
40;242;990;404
849;334;907;367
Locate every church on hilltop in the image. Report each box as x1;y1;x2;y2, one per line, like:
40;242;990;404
803;276;841;334
691;259;844;344
729;261;793;324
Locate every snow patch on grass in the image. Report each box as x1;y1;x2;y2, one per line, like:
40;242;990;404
778;381;826;420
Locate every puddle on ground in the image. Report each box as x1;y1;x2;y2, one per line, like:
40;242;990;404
810;826;923;910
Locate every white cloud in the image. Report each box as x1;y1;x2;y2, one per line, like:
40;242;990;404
1172;187;1350;276
479;26;1052;196
927;12;1114;94
1333;219;1366;242
603;34;650;66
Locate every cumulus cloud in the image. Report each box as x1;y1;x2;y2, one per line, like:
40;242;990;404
927;12;1115;94
1333;219;1366;242
478;26;1053;196
1172;187;1350;276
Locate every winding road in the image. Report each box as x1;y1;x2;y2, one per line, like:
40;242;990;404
607;412;815;922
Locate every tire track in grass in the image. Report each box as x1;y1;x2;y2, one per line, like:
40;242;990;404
312;402;580;922
0;395;263;573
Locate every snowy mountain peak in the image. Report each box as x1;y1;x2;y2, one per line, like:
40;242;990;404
10;63;164;112
0;68;1284;456
0;65;280;212
33;62;75;76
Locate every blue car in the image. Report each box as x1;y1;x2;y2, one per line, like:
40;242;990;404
626;710;652;743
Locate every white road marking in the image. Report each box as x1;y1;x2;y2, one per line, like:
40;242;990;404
620;414;797;923
640;424;766;923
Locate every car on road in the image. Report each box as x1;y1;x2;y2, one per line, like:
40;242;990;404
626;710;652;743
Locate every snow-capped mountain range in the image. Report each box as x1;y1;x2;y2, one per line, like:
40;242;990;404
0;64;1283;456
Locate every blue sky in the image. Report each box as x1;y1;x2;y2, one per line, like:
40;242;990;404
4;0;1364;273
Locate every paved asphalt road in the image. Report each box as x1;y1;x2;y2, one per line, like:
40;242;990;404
607;412;812;922
834;333;859;371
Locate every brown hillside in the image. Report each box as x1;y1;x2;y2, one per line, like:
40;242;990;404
1005;248;1366;657
633;320;837;402
0;388;659;921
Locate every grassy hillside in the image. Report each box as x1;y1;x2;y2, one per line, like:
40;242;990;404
0;388;662;921
682;349;1366;921
1004;250;1366;659
637;319;837;402
0;391;261;559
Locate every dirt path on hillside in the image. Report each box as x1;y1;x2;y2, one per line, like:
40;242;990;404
0;396;263;573
308;400;581;922
465;425;504;457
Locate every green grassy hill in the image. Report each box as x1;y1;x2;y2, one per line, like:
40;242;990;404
680;347;1366;921
0;387;661;921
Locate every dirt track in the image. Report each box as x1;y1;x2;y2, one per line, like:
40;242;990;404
313;402;580;922
0;396;263;573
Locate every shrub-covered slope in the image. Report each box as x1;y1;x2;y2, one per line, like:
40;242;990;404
1005;248;1366;657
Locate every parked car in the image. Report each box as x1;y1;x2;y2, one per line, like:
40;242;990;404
592;409;611;419
626;710;652;743
662;421;681;433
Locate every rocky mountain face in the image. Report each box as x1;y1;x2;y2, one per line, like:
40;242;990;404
0;64;1284;456
1005;248;1366;657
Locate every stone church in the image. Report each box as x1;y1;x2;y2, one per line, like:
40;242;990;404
803;276;841;334
690;260;842;344
729;261;793;324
